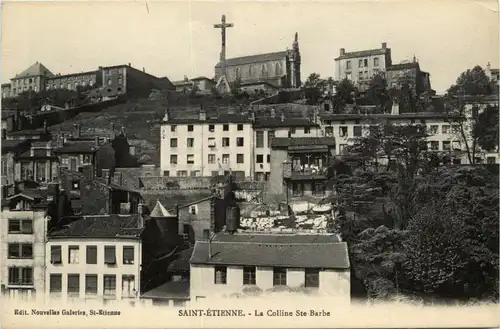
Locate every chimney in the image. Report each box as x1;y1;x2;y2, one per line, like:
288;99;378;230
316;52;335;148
340;48;345;56
128;63;131;67
382;42;387;49
163;109;169;122
391;99;400;116
270;108;276;118
142;67;145;73
137;204;145;228
251;111;255;123
199;104;207;121
43;120;48;133
281;112;285;123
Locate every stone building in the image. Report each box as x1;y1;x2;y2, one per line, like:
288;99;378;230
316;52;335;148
214;33;301;89
1;62;54;97
385;59;432;95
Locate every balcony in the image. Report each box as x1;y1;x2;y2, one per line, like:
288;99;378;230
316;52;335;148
290;165;328;180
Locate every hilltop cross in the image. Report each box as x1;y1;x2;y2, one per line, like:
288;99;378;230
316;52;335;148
214;14;234;93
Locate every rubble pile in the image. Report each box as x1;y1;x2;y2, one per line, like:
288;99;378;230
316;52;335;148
240;214;330;231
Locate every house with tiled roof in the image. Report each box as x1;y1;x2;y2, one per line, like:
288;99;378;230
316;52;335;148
189;232;350;301
45;214;145;304
267;137;336;202
172;76;216;94
214;33;301;90
7;62;54;97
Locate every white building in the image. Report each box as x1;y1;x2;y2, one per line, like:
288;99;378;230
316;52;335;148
45;214;143;305
189;233;350;303
0;191;50;301
160;109;254;179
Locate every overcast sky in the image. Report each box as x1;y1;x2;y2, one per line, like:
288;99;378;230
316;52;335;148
1;0;498;93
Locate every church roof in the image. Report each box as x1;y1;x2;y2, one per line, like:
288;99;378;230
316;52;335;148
150;200;175;217
14;62;54;79
216;51;288;68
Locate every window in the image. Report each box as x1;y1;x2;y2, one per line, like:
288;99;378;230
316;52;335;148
177;171;188;177
273;268;287;286
223;124;229;131
122;275;135;298
339;126;348;137
123;246;134;264
222;137;230;147
68;246;79;264
235;67;240;78
8;267;33;286
430;141;439;151
170;138;178;148
442;125;451;134
256;131;264;148
71;180;79;190
256;154;264;163
107;79;112;86
118;77;122;85
289;127;296;135
50;274;62;293
453;158;462;165
339;144;347;153
67;274;80;295
237;124;243;131
214;266;227;284
374;57;380;67
85;274;98;295
51;246;62;264
190;170;200;177
187;138;194;147
209;124;215;132
8;219;33;234
442;141;451;151
248;65;254;77
452;141;461;151
86;246;97;264
305;268;320;288
222;154;230;164
208;154;216;164
325;126;333;136
103;275;116;296
170;125;177;132
189;205;197;215
353;126;362;137
237;154;244;164
8;243;32;259
163;171;170;177
170;155;178;165
304;127;311;134
267;130;275;146
359;59;363;67
346;61;351;70
104;246;116;265
487;157;496;164
243;266;256;285
429;125;439;135
187;155;195;164
208;137;216;147
364;59;368;67
187;125;194;132
275;62;282;76
236;137;244;147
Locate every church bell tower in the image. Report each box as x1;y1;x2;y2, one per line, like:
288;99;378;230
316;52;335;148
289;32;301;88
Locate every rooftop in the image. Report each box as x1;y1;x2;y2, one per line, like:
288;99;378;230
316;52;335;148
270;137;336;148
190;233;349;269
13;62;54;79
216;51;288;68
167;247;193;273
334;47;389;61
253;117;318;129
161;113;252;125
141;280;190;300
150;200;175;217
48;214;143;238
387;62;420;71
54;140;100;153
1;139;29;152
7;128;50;136
320;112;459;121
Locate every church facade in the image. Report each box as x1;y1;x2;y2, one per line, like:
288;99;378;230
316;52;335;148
214;33;302;90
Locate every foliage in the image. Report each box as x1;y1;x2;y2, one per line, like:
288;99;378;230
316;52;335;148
303;73;326;105
365;73;390;111
332;78;357;112
447;66;497;96
474;105;499;151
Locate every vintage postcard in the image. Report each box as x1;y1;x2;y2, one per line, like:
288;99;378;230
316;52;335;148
0;0;499;328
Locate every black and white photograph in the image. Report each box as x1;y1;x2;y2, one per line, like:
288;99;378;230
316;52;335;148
0;0;499;328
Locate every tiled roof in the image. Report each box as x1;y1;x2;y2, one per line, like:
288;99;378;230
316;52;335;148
48;214;143;238
150;200;175;217
167;248;193;272
1;139;29;152
178;195;216;209
335;48;388;61
1;111;15;119
14;62;54;79
54;141;99;153
17;149;56;158
190;234;349;269
387;62;419;71
212;233;341;244
270;137;335;148
216;51;288;67
47;70;98;80
141;280;190;299
253;117;318;128
8;128;49;136
163;113;252;125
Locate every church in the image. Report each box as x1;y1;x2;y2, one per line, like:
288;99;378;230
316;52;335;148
214;33;302;90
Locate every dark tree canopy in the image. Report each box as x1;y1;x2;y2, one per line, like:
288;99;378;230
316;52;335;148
447;66;497;96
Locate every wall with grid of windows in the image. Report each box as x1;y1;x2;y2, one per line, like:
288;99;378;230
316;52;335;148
44;239;141;303
160;121;254;178
0;210;48;301
190;264;350;300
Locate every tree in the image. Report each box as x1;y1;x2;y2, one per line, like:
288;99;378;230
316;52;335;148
303;73;325;105
447;66;496;96
332;78;356;113
365;73;390;111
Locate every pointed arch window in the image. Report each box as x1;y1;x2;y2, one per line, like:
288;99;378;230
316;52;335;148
275;63;282;76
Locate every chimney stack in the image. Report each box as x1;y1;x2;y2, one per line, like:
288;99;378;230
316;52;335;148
199;104;207;121
95;136;100;146
163;109;169;122
382;42;387;49
142;67;145;73
128;63;131;67
73;124;81;138
340;48;345;56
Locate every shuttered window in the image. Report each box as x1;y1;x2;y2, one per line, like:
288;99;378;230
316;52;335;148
103;275;116;296
85;275;98;295
86;246;97;264
51;246;62;264
122;246;134;265
104;246;116;265
67;274;80;295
